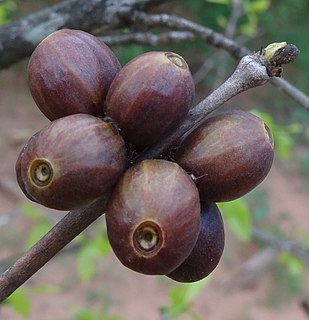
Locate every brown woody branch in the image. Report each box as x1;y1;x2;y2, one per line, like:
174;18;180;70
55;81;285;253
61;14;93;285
100;30;195;46
0;0;166;69
132;11;250;59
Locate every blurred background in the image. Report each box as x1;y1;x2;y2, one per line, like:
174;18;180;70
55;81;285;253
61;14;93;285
0;0;309;319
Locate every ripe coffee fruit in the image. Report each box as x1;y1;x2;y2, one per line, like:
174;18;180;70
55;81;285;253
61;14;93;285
105;159;201;275
167;201;225;283
176;110;274;202
105;51;195;146
28;29;121;120
16;114;127;210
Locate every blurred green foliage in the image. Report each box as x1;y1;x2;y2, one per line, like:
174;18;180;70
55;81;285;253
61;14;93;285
245;187;270;221
71;307;122;320
297;151;309;177
6;289;31;318
20;201;53;249
5;285;60;319
219;199;252;242
160;278;209;319
0;0;16;25
267;254;305;306
75;222;111;282
278;252;304;277
251;109;302;160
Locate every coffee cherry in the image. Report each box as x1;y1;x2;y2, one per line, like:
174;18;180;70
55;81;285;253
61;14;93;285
105;159;201;275
176;110;274;202
167;201;225;283
28;29;121;120
16;114;127;210
105;51;195;146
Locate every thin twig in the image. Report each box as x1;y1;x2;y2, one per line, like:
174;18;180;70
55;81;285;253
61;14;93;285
212;0;244;87
270;77;309;111
252;227;309;265
192;59;215;85
0;0;168;69
101;31;194;46
133;11;250;58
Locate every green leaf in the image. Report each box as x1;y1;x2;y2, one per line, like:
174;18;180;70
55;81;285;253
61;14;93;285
218;199;252;242
251;110;302;161
275;132;293;160
162;278;209;318
20;202;53;249
0;7;6;25
20;201;45;220
92;233;111;257
204;0;231;4
77;243;102;282
248;0;270;13
216;14;228;28
29;285;60;295
0;0;16;25
72;308;96;320
76;226;111;281
7;289;31;318
25;221;52;249
278;252;304;277
115;45;147;65
72;307;123;320
239;13;258;36
245;188;270;221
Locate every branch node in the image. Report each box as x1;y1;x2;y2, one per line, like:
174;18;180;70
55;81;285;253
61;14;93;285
259;42;300;77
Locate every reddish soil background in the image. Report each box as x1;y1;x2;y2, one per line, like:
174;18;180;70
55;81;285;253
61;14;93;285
0;63;308;320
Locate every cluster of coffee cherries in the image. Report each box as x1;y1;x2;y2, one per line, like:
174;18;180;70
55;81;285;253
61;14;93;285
16;29;274;283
